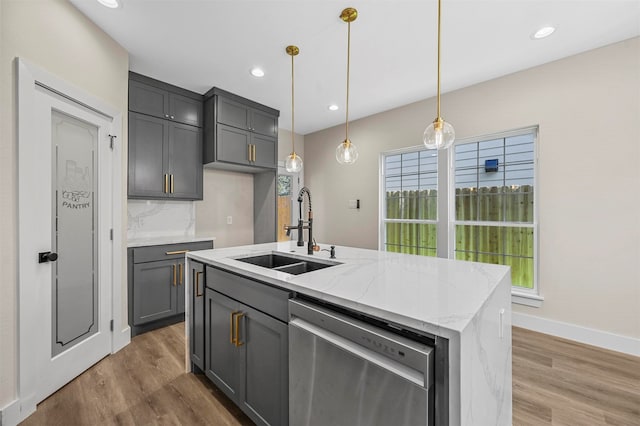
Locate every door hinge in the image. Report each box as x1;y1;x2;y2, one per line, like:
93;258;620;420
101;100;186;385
110;229;113;240
110;320;114;331
108;134;116;150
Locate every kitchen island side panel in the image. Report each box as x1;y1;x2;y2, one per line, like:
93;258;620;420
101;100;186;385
459;272;512;426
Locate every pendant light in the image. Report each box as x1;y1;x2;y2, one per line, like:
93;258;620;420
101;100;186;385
285;45;303;173
335;7;359;165
423;0;455;150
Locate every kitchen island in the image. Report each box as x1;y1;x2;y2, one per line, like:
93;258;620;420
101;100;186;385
185;241;512;426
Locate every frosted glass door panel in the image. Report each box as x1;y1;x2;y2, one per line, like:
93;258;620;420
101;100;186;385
51;110;99;357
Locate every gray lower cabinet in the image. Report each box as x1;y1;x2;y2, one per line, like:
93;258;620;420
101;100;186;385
128;241;213;336
204;267;289;426
132;259;179;325
190;260;206;371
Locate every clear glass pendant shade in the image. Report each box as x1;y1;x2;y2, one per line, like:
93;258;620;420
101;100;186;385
285;152;303;173
335;140;359;165
423;118;455;150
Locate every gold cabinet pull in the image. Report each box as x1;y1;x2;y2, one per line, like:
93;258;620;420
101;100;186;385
178;263;183;284
230;311;238;344
247;144;252;162
164;174;169;193
165;249;190;255
195;271;203;297
172;264;177;286
170;174;174;193
252;144;256;162
234;312;245;347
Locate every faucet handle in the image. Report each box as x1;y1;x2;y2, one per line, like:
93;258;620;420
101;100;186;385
312;238;320;251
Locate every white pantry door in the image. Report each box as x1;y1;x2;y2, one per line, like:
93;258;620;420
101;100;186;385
20;84;114;405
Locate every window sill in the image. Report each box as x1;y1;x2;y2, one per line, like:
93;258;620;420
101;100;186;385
511;290;544;307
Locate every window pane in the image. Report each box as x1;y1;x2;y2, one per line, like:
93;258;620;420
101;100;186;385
384;150;437;221
455;225;533;288
503;186;534;223
455;134;534;223
385;223;436;257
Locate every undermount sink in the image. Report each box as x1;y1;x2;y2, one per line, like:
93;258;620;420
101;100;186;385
235;253;340;275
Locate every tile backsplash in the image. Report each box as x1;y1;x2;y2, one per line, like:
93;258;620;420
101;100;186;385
127;200;195;240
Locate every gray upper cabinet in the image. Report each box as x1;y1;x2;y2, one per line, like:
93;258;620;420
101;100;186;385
168;122;203;199
128;72;203;200
128;113;167;198
217;97;250;130
250;108;278;137
203;88;279;171
129;78;202;127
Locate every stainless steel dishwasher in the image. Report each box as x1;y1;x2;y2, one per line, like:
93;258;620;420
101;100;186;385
289;299;435;426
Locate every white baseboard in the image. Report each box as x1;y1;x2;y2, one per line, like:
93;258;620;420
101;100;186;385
112;325;131;353
513;312;640;357
0;398;32;426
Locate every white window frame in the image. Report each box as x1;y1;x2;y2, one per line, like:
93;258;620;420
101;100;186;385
379;126;542;306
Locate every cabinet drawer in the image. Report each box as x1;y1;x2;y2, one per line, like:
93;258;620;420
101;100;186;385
206;266;291;322
132;241;213;264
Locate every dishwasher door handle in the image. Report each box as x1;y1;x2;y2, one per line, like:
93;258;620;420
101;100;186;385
290;317;425;387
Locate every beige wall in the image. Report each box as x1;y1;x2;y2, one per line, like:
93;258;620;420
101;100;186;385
278;128;305;165
0;0;129;407
194;129;305;247
304;38;640;339
196;169;254;248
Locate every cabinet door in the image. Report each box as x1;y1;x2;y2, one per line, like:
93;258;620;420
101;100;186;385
205;289;240;402
129;81;169;119
239;305;289;426
176;260;186;314
252;134;277;169
132;259;178;325
169;93;202;127
250;109;278;137
191;262;205;370
128;112;169;198
217;124;250;165
168;122;203;199
217;97;250;130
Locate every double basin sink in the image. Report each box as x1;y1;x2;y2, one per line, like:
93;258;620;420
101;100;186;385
235;252;340;275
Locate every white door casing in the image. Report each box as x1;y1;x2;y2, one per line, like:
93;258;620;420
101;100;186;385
16;58;127;420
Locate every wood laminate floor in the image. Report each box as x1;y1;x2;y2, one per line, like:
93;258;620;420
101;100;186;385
20;324;639;426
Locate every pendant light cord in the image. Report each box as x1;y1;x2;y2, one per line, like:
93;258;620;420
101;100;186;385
291;51;295;153
436;0;442;120
345;20;351;142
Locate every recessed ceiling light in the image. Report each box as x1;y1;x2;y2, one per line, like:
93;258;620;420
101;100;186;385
328;104;339;111
250;67;265;78
532;26;556;39
97;0;119;8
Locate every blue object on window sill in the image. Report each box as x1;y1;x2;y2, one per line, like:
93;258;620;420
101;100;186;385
485;159;499;172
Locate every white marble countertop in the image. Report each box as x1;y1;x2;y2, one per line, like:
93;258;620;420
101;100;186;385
128;235;216;248
187;241;510;337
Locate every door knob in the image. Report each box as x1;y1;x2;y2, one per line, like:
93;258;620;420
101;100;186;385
39;251;58;263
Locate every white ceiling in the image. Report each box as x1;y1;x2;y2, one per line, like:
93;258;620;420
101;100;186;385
69;0;640;135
